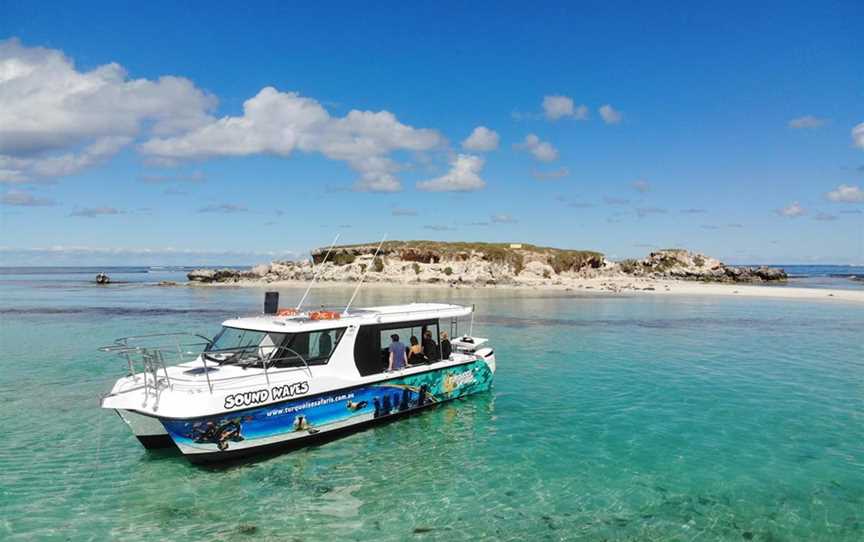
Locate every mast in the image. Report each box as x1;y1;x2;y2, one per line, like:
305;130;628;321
342;235;387;315
296;233;340;310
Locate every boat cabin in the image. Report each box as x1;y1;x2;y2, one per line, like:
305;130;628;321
190;303;478;382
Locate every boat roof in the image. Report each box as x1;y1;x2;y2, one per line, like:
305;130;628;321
221;303;472;333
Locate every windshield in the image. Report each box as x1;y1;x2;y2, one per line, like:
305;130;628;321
204;327;280;366
208;327;267;351
202;326;344;368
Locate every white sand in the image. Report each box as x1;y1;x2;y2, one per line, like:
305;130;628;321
187;276;864;304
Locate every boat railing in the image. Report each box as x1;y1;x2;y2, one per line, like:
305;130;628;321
99;333;312;396
100;332;212;400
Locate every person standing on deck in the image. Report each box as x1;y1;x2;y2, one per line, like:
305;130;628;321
440;331;452;360
422;329;439;360
388;334;406;371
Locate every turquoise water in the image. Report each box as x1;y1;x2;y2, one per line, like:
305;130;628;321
1;272;862;540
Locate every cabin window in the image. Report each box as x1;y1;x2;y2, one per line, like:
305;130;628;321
353;320;441;376
353;325;381;376
272;328;345;367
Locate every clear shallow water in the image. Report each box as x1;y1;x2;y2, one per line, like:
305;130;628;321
767;265;864;291
0;272;862;541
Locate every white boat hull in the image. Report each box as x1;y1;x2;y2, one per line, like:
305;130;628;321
116;409;173;449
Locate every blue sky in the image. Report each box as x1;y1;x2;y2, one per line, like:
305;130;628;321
1;0;862;266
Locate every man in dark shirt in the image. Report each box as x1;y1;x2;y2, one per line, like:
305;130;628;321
422;330;439;361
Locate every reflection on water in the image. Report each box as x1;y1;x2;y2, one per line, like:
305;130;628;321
0;277;862;540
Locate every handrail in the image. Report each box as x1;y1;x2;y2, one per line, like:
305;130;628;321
100;332;213;351
274;346;312;379
99;334;317;396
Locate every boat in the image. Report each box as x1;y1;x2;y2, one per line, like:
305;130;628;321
99;299;495;463
95;272;110;284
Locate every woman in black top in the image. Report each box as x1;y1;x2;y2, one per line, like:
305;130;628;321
407;335;426;364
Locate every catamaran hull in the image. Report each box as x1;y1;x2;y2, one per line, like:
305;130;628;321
160;358;494;464
115;409;173;449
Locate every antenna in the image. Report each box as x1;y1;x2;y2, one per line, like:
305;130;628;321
296;233;340;310
342;234;387;315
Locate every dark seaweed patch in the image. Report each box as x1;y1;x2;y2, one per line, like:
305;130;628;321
238;524;258;535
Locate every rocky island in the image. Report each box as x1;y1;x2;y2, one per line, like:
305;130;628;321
187;241;787;288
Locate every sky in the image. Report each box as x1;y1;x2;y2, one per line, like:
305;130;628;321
1;0;862;266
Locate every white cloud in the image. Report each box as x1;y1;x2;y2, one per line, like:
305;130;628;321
598;105;623;125
532;167;569;180
0;38;216;182
416;154;486;192
514;134;558;162
631;179;650;193
542;95;588;121
70;206;124;218
853;123;864;150
490;213;517;224
140;86;443;192
198;203;249;214
1;189;56;206
603;196;630;205
0;39;445;192
461;126;499;151
788;116;827;129
777;201;805;217
423;224;456;231
826;184;864;203
636;207;667;218
0;136;133;183
139;169;205;184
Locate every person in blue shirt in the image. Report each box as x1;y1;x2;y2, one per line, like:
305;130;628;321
388;333;406;371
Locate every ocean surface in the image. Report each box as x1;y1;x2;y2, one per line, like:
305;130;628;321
0;267;862;541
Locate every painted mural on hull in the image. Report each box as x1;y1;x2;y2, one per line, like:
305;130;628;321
161;360;493;454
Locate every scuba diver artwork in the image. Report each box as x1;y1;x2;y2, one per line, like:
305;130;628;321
189;418;246;451
371;384;429;418
293;414;320;434
346;400;368;411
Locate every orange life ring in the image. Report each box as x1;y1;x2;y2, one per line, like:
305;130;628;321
277;308;299;316
309;310;341;320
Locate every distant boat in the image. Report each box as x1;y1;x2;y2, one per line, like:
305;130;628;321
95;273;110;285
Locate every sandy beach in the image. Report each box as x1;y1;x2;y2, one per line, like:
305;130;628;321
187;276;864;304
